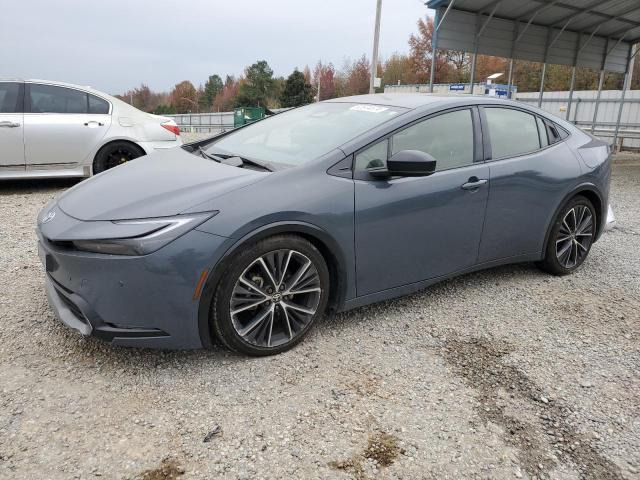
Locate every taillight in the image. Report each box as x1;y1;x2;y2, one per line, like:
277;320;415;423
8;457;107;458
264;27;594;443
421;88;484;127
161;122;180;136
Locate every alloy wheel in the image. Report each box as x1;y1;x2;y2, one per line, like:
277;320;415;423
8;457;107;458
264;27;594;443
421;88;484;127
105;147;136;169
229;249;322;348
555;204;594;269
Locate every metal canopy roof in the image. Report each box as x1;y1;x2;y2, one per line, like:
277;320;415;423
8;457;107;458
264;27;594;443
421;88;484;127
426;0;640;73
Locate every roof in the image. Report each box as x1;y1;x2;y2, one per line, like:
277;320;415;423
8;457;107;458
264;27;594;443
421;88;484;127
325;93;459;108
325;93;528;109
426;0;639;73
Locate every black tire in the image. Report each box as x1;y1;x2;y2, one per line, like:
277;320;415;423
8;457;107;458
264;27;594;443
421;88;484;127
211;235;330;356
539;195;596;276
93;141;145;174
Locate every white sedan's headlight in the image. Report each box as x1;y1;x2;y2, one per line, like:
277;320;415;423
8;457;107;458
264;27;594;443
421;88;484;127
72;212;217;255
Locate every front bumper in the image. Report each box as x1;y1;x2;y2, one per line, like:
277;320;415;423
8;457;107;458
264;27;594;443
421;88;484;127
44;273;169;342
37;223;228;349
605;204;616;231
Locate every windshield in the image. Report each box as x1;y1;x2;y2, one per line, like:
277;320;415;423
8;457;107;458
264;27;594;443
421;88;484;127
207;102;407;166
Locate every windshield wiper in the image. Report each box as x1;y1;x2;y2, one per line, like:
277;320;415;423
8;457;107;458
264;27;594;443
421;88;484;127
234;156;274;172
198;147;225;163
200;147;273;172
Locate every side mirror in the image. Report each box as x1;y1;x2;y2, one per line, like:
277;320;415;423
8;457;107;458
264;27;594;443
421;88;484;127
367;150;437;178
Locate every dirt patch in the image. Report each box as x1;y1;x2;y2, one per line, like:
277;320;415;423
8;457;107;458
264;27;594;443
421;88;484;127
329;432;403;479
137;458;184;480
441;338;624;480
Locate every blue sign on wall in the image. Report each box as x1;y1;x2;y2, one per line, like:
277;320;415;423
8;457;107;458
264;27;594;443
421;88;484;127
449;84;465;91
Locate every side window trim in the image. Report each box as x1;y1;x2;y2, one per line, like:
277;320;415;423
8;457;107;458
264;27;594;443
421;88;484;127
353;105;479;180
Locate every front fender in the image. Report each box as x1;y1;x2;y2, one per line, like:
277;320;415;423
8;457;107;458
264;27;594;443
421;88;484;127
196;220;352;349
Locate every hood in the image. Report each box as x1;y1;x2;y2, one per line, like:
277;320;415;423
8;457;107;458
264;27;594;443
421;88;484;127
58;148;267;221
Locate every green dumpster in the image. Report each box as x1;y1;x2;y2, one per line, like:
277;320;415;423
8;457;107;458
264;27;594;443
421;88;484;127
234;107;265;128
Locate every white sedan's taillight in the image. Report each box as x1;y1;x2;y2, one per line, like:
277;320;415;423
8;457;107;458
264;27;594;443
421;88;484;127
161;122;181;136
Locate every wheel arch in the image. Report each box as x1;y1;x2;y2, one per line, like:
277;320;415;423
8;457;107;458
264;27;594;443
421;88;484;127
197;221;348;348
542;183;604;256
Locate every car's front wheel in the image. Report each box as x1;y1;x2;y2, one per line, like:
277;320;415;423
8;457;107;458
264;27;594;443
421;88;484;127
211;235;330;356
539;195;596;275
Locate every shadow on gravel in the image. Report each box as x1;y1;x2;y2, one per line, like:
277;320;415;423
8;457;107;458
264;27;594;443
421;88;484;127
321;262;544;332
441;338;624;480
0;177;82;194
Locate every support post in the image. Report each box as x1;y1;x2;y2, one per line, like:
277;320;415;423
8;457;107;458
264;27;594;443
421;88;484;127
591;70;605;134
538;28;552;108
538;63;547;108
429;8;441;93
469;14;480;95
613;44;638;150
469;52;478;95
369;0;382;95
506;20;519;100
567;67;576;121
591;38;609;134
507;59;514;99
566;32;581;121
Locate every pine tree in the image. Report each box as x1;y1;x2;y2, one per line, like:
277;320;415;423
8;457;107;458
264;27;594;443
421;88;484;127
280;69;314;107
200;75;223;111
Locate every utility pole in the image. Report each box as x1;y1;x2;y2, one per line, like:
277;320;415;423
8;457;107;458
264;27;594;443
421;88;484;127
317;77;321;102
369;0;382;94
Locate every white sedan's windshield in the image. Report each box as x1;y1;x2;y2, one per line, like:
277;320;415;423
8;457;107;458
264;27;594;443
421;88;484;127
208;102;407;166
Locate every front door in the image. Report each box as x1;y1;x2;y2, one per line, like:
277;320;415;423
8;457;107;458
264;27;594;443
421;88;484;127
0;82;25;169
354;107;489;296
24;83;111;168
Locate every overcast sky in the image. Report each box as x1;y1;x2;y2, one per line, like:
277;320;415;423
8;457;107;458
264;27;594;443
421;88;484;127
2;0;432;95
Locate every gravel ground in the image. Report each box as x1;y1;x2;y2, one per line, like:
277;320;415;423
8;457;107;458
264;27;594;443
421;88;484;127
0;154;639;480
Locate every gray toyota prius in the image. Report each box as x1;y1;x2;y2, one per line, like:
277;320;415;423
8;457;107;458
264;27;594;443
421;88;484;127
37;94;613;355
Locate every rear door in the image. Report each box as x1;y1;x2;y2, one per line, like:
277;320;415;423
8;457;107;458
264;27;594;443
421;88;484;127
24;83;111;168
478;106;581;262
0;82;25;169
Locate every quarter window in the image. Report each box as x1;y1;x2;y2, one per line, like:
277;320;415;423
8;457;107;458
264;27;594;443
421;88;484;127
29;84;87;114
536;116;549;148
0;82;21;113
88;94;109;114
355;140;388;171
485;108;540;159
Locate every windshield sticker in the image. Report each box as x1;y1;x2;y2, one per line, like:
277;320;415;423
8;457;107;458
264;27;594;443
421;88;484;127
350;104;389;113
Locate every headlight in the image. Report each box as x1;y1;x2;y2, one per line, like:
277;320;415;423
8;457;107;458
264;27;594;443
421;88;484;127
72;212;217;255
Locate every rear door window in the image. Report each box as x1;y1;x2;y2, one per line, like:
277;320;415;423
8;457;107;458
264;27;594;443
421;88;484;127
485;107;540;159
0;82;22;113
28;84;88;114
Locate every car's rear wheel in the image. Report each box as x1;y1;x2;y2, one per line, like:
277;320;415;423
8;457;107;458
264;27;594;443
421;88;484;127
539;195;596;275
93;141;145;174
211;235;330;356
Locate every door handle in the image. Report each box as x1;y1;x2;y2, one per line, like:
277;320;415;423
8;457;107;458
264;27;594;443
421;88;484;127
461;178;488;190
83;121;104;127
0;121;20;128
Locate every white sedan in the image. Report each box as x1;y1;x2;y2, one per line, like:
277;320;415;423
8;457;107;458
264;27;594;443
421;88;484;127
0;79;182;179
